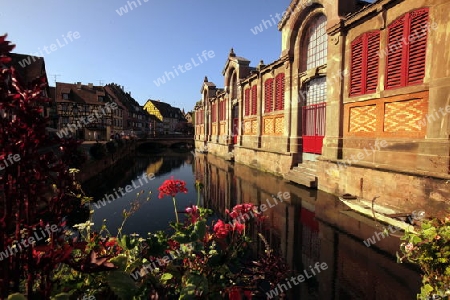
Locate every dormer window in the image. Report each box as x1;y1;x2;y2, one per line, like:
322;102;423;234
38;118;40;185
98;96;104;102
62;93;69;100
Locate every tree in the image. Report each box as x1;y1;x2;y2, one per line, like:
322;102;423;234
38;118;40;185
0;34;87;298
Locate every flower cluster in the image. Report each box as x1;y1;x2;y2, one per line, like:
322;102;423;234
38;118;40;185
226;203;265;224
185;204;200;224
158;176;188;199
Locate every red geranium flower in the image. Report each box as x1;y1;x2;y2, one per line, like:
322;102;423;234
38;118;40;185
213;219;231;239
167;239;180;251
185;204;200;224
226;203;263;224
232;221;245;234
158;176;188;199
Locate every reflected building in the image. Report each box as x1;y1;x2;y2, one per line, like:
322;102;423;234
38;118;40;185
195;155;421;299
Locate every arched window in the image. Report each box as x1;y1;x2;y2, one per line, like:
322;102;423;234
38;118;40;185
300;14;328;155
231;72;238;100
302;15;327;71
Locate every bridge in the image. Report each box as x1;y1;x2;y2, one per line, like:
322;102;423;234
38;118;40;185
136;135;194;149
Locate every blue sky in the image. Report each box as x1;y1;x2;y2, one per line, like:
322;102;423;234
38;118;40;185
1;0;291;111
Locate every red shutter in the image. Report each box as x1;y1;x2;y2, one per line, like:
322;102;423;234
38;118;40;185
244;88;250;116
350;36;364;96
407;8;428;85
251;85;257;115
275;73;285;110
365;31;380;93
220;101;225;121
386;16;406;89
264;79;274;113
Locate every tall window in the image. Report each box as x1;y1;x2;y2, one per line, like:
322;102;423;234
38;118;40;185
219;101;226;121
251;85;257;115
301;15;327;155
212;102;217;122
303;15;327;71
386;8;429;89
264;78;274;113
244;88;250;116
275;73;285;111
231;73;238;99
350;31;380;96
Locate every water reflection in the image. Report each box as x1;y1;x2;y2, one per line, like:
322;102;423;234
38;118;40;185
194;153;422;299
83;151;421;299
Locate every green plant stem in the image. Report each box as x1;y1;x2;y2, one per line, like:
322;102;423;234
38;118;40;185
196;187;200;207
172;197;179;223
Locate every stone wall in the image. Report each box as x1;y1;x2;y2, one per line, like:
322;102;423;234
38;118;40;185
234;146;294;176
318;159;450;216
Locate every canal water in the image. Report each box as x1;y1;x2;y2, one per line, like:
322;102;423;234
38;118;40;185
83;150;422;299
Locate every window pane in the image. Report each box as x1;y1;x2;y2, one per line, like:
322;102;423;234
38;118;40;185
305;77;327;106
304;15;328;70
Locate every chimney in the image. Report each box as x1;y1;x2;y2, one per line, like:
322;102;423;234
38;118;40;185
88;83;93;89
76;82;81;89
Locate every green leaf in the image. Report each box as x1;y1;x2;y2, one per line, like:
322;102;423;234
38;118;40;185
110;254;129;271
194;220;206;238
119;235;134;250
421;283;434;295
173;232;191;243
161;273;174;283
412;236;422;244
105;271;138;299
7;294;27;300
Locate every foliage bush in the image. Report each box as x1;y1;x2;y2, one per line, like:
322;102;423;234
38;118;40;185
0;34;85;299
398;216;450;299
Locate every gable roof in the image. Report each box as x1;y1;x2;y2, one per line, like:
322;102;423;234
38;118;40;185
222;48;251;75
8;53;47;86
55;82;107;105
145;100;185;119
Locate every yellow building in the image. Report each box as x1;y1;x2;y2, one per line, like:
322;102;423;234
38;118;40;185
143;100;185;134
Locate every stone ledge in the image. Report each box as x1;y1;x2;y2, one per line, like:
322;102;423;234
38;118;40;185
318;156;450;181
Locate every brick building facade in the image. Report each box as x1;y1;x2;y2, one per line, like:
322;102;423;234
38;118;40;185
194;0;450;214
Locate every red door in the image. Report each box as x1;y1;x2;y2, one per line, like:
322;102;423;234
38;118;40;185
302;102;326;154
233;118;238;144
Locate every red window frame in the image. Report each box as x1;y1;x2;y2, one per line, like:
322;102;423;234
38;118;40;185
275;73;285;111
350;31;380;96
251;85;257;115
264;78;274;113
244;88;250;116
385;8;429;89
